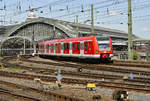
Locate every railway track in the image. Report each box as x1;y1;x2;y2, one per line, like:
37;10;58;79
2;62;150;84
114;60;150;64
0;80;86;101
1;56;150;93
0;88;40;101
0;70;150;93
2;57;150;84
21;59;150;76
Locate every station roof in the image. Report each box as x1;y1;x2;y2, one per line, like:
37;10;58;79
133;39;150;43
0;17;140;41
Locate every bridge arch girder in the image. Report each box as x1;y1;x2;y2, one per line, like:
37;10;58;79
6;18;75;41
1;36;32;49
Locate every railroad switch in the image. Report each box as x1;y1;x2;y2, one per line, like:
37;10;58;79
34;78;52;90
86;83;96;91
56;80;62;88
123;75;129;81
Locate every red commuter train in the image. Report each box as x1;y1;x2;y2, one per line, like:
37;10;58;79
38;36;113;62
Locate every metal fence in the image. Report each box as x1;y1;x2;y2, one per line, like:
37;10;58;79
0;48;34;56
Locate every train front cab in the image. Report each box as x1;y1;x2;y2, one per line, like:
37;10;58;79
95;36;113;63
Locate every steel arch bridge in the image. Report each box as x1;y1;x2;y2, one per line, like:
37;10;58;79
0;18;77;55
6;18;75;41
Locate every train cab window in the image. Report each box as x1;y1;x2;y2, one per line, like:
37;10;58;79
99;43;110;51
84;42;88;50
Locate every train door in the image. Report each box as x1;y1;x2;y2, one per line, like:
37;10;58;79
63;43;70;54
72;42;80;54
84;41;92;54
55;43;61;54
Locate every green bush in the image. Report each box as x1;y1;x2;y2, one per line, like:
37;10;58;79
133;51;138;60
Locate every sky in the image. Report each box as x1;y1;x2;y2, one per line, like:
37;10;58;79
0;0;150;39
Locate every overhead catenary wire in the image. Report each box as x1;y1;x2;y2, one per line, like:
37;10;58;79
0;0;150;26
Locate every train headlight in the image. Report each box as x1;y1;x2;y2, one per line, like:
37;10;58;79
96;50;99;53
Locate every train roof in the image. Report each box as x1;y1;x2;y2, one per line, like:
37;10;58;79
39;36;96;44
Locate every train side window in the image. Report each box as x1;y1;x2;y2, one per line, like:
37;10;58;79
51;44;54;50
72;43;76;50
58;44;61;50
49;44;51;50
50;44;52;50
77;43;80;50
46;44;49;49
42;45;44;49
84;42;88;50
67;43;69;50
64;43;68;50
63;44;66;50
55;44;57;50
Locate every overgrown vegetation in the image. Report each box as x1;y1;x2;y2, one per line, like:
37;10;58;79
133;51;138;60
6;67;21;72
0;53;3;60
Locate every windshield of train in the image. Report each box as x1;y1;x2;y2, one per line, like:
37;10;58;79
96;37;110;51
